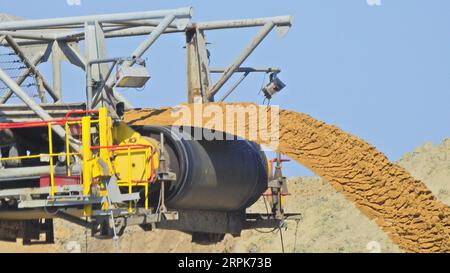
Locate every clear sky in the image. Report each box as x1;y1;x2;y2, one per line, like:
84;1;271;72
1;0;450;176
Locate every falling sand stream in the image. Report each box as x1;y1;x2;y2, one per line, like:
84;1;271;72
124;103;450;252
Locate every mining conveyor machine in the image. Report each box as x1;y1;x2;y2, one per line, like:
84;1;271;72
0;7;299;244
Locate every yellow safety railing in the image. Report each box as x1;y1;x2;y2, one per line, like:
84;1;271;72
81;108;153;214
1;108;153;215
0;120;82;197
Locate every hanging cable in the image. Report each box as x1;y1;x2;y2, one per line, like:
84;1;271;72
84;216;89;253
279;227;285;253
293;219;300;252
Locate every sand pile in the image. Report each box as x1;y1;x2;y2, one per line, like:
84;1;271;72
398;139;450;205
124;103;450;253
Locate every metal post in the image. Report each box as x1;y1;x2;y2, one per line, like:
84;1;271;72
51;42;62;102
208;22;275;99
85;20;108;110
210;67;280;73
128;15;176;65
186;28;211;103
218;71;250;102
85;58;92;110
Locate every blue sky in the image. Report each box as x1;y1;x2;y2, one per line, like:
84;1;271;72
1;0;450;176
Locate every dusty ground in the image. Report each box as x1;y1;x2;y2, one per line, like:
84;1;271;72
0;138;448;253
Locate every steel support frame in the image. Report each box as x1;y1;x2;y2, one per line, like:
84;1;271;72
207;22;275;100
0;9;291;108
4;35;59;102
0;16;292;45
186;28;211;103
0;8;192;110
50;16;294;42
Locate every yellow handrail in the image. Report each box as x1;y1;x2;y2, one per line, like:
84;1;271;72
1;108;152;214
65;122;71;176
0;152;80;162
47;123;55;196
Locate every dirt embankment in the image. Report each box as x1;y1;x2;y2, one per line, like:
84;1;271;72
124;103;450;253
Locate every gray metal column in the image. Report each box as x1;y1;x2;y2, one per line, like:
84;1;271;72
85;20;109;109
186;28;211;103
51;41;62;102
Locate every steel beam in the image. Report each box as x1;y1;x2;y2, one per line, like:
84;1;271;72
0;16;291;47
104;19;179;29
0;166;50;180
218;71;250;102
210;67;281;73
193;16;293;30
0;7;193;31
126;14;176;67
208;22;275;99
58;41;86;69
0;31;56;41
87;16;292;40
